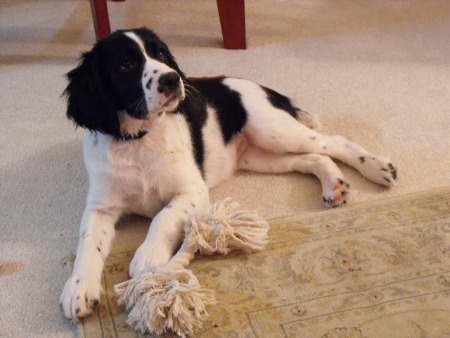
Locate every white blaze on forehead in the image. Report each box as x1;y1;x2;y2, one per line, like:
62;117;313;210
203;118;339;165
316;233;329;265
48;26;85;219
124;31;148;57
123;31;175;75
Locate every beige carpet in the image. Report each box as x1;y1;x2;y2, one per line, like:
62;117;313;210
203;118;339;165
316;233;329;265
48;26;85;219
78;188;450;338
1;0;449;337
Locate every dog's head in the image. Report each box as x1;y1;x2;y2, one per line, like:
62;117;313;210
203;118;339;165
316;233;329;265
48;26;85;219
64;28;186;139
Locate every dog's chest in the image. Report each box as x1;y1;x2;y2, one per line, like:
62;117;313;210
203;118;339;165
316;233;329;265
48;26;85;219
85;115;197;216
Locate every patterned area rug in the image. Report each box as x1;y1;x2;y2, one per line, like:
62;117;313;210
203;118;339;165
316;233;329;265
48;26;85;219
78;188;450;338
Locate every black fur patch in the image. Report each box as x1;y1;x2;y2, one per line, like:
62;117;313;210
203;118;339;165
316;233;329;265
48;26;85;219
261;85;301;118
177;82;207;173
190;77;247;144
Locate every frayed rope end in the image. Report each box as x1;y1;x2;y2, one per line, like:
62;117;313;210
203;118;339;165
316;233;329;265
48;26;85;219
187;198;269;255
114;268;216;337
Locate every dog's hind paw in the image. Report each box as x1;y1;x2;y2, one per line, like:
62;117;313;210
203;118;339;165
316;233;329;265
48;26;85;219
322;178;350;208
357;155;397;187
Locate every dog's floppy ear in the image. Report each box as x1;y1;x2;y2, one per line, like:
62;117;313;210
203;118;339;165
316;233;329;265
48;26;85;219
64;48;121;137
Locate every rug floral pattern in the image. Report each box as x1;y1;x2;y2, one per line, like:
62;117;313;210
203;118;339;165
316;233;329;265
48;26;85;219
79;188;450;338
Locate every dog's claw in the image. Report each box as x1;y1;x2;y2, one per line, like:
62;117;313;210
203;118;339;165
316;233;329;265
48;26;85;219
322;178;350;208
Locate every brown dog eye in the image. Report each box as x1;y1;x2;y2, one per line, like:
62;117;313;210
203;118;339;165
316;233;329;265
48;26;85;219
157;51;165;61
119;58;137;71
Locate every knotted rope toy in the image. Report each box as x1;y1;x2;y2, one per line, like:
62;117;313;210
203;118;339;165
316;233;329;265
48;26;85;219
114;198;269;337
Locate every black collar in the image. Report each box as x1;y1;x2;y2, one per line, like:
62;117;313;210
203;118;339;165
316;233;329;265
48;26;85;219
120;130;148;141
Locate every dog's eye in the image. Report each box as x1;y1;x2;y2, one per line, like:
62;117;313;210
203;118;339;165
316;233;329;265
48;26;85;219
119;58;137;72
157;51;166;61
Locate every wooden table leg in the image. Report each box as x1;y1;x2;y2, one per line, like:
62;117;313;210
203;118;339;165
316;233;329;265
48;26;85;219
90;0;111;41
216;0;246;49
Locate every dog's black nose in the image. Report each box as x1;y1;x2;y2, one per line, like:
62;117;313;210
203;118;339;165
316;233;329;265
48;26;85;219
157;72;180;94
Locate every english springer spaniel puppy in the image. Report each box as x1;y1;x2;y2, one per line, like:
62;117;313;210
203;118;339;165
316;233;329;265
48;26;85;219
60;28;397;320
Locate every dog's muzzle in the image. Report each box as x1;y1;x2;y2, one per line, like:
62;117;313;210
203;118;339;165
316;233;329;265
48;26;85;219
158;72;181;94
158;72;185;109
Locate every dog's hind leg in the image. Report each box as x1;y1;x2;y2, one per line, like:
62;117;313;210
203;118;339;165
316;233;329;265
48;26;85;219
238;146;349;208
243;107;397;186
224;77;397;186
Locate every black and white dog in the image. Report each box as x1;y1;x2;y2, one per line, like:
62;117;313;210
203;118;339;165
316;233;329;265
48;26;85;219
60;28;397;320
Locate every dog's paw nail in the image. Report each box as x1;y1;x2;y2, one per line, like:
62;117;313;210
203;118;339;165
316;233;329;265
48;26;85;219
323;178;350;208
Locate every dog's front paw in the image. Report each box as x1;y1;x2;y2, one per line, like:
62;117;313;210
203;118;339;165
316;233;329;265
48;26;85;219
357;155;398;187
322;178;350;208
60;274;101;321
129;243;173;278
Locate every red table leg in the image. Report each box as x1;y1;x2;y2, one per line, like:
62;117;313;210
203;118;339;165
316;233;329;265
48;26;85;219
90;0;111;41
216;0;246;49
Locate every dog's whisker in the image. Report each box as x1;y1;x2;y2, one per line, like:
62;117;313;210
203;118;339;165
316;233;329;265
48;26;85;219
183;82;204;112
126;95;148;119
136;99;148;118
